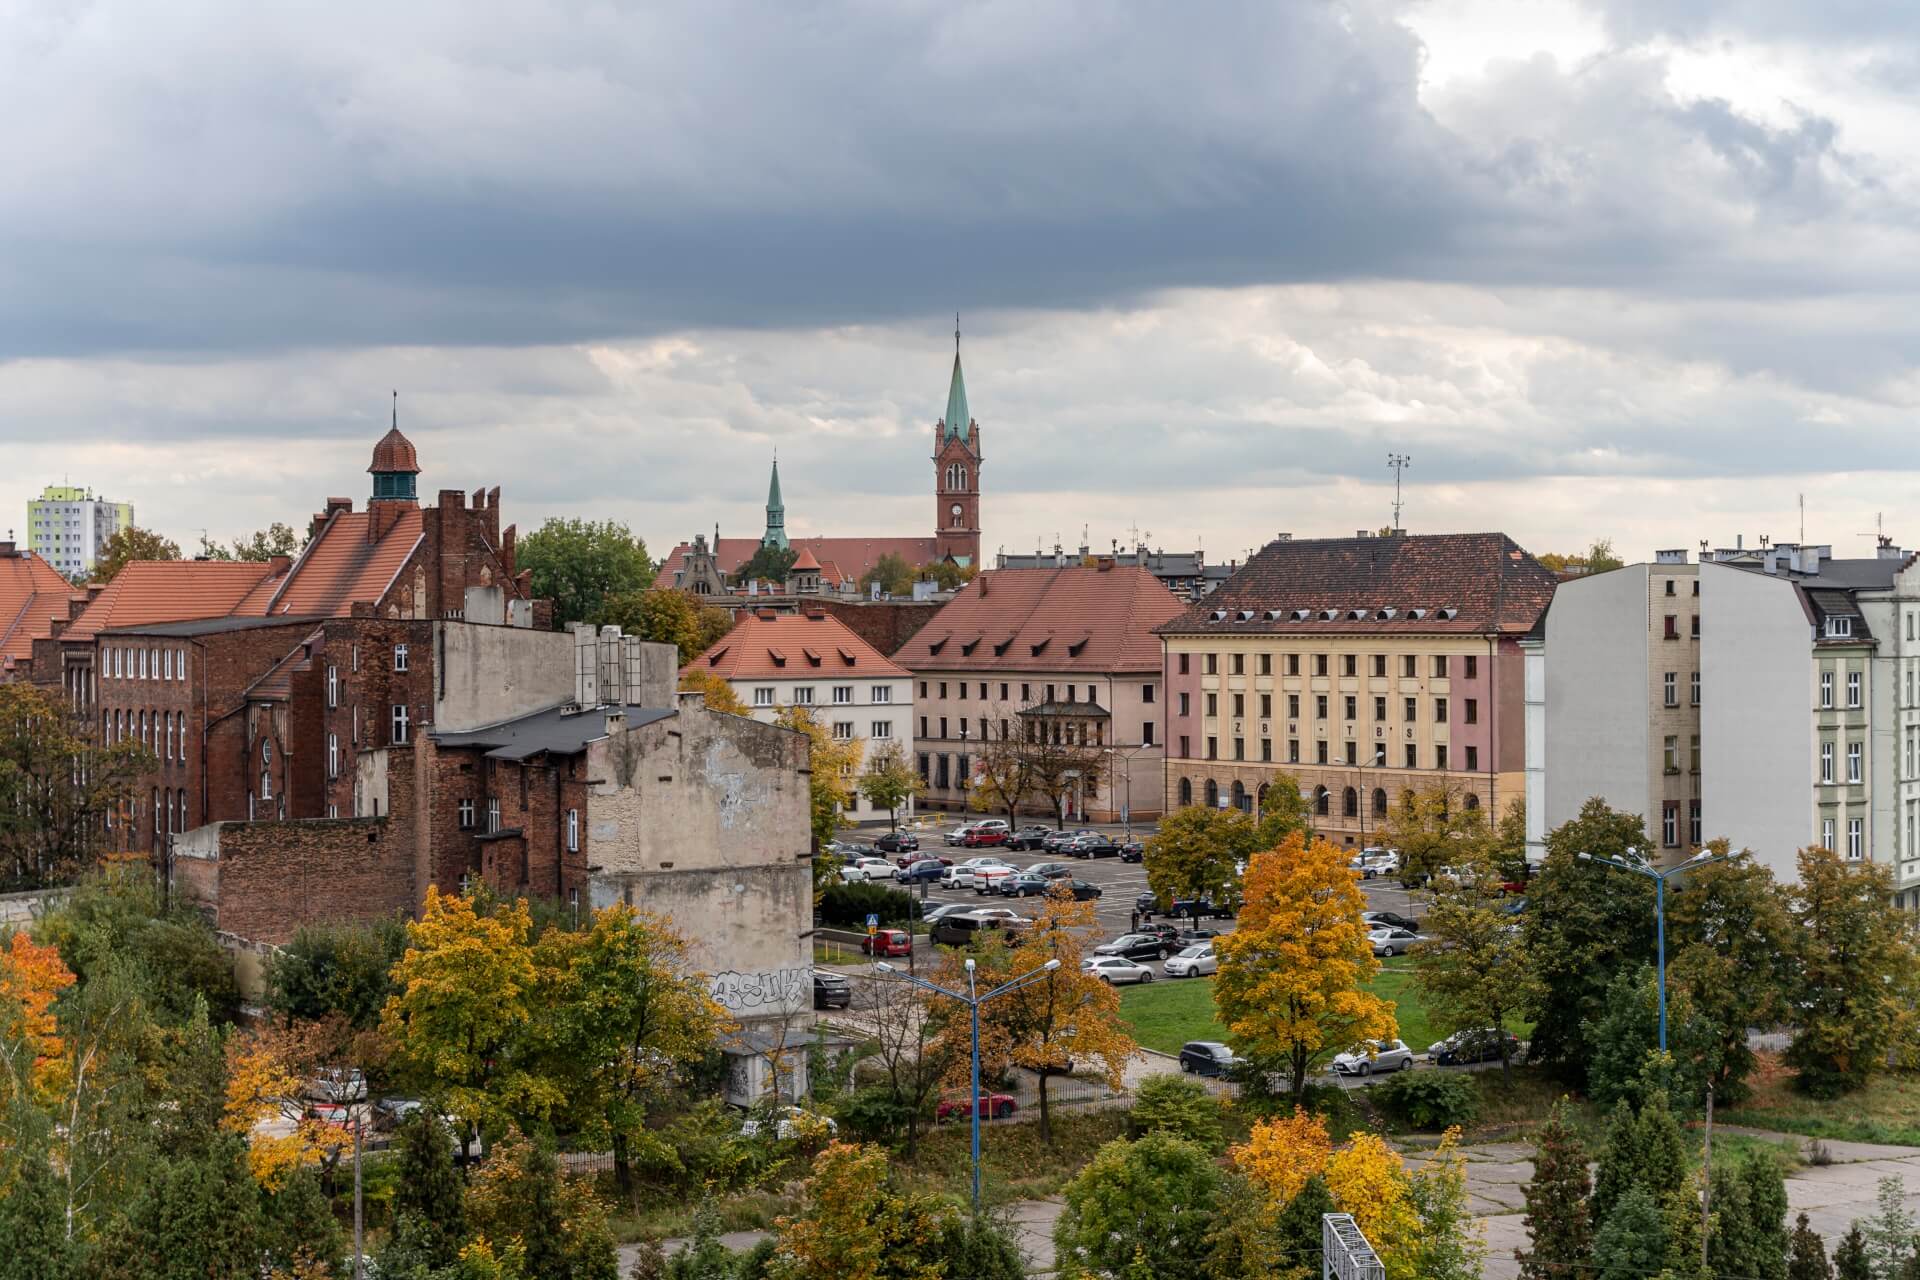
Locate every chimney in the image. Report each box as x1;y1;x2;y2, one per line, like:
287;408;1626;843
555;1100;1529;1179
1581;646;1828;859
1878;536;1904;560
267;554;292;576
0;541;14;557
757;608;778;621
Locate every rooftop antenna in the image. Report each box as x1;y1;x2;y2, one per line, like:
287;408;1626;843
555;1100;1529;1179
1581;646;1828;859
391;389;397;430
1388;453;1411;530
955;312;961;355
1799;493;1805;545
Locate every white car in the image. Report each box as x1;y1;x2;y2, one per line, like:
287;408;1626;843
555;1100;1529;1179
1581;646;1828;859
1083;956;1155;986
1361;847;1401;873
1163;943;1218;978
1368;926;1424;957
966;906;1025;925
739;1105;839;1141
1332;1039;1414;1077
851;857;897;881
947;857;1014;889
973;865;1019;894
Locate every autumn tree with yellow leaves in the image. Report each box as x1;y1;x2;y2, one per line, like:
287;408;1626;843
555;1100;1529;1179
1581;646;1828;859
0;930;76;1106
1213;830;1397;1100
678;666;750;716
221;1026;351;1190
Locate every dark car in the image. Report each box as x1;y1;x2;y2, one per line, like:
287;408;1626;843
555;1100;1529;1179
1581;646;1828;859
1363;910;1420;932
931;914;1022;947
1008;826;1055;851
876;831;920;855
1178;925;1225;942
1135;890;1158;917
1178;1041;1244;1078
1118;841;1146;863
1170;896;1235;920
1094;933;1174;962
1068;833;1120;859
813;971;852;1010
1063;880;1103;902
999;874;1052;898
1430;1029;1522;1066
1043;828;1096;853
899;859;948;885
1025;861;1075;880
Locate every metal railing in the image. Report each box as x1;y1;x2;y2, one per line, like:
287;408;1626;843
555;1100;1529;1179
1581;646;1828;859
1322;1213;1384;1280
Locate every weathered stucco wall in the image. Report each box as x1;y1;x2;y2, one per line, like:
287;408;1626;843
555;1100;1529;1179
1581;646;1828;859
587;693;812;1025
434;622;574;732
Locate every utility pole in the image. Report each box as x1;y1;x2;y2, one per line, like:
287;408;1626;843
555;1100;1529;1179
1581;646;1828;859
352;1106;365;1280
1701;1081;1714;1269
1387;454;1411;531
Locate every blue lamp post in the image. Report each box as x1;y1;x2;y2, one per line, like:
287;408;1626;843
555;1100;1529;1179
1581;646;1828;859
875;954;1060;1214
1578;847;1730;1051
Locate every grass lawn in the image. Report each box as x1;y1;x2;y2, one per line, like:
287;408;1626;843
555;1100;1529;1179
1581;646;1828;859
1118;959;1444;1057
1720;1056;1920;1147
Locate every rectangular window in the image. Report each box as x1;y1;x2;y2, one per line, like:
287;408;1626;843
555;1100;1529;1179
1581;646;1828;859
1177;655;1190;676
1206;654;1218;675
1316;740;1329;764
919;715;929;737
793;686;814;705
1822;817;1835;850
1259;654;1272;676
939;717;949;738
939;681;948;698
394;644;409;672
1664;615;1678;640
1664;735;1679;772
753;687;775;707
1848;671;1862;709
1662;802;1679;847
1345;741;1357;766
957;683;967;700
1689;800;1702;846
1464;655;1477;679
1233;738;1244;761
1143;722;1155;746
1373;655;1387;677
1435;744;1449;770
1288;739;1300;763
1848;818;1864;860
1820;671;1834;708
1374;696;1386;721
1142;684;1155;704
1314;654;1329;677
1433;656;1449;678
871;721;892;739
1179;736;1190;759
1260;693;1272;718
1021;683;1031;701
163;650;172;679
458;799;475;830
1664;672;1678;707
1665;579;1677;597
1287;694;1300;719
1403;655;1417;678
1848;741;1862;784
1404;696;1416;721
1178;692;1190;716
1344;695;1357;720
391;704;409;744
1464;698;1478;724
1465;745;1479;771
1206;737;1218;760
832;721;854;740
567;808;580;852
1343;654;1357;677
1691;735;1701;773
1232;653;1245;675
919;680;928;697
1287;654;1301;676
1691;616;1700;638
1821;741;1834;784
1206;693;1218;717
328;733;339;779
327;665;338;708
832;686;853;704
1434;697;1448;724
1691;672;1701;705
1259;737;1270;761
873;686;891;704
1233;693;1245;717
487;798;501;834
1315;694;1328;719
1826;616;1854;638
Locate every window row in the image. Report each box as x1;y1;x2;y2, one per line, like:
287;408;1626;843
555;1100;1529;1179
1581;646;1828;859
1178;652;1479;680
1818;740;1866;785
1173;777;1482;819
105;708;189;763
753;685;896;708
830;721;897;740
103;645;188;682
1177;735;1478;772
916;679;1136;705
1184;691;1476;725
1818;815;1866;860
1658;799;1704;848
917;715;1117;747
1818;669;1864;710
1660;672;1702;707
105;788;191;840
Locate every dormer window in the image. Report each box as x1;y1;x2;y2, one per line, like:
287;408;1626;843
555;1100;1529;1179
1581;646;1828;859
1319;609;1338;621
1437;608;1458;621
1209;609;1228;622
1376;608;1397;620
1407;608;1426;620
1263;609;1283;621
1236;610;1255;622
802;647;822;667
1826;616;1854;638
1291;609;1312;622
1348;609;1367;621
768;647;788;667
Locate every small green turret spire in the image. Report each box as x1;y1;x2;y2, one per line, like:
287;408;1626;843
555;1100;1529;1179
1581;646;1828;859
760;456;788;550
943;315;970;441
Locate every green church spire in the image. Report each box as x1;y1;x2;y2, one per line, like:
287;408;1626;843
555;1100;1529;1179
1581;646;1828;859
943;315;970;441
760;456;788;550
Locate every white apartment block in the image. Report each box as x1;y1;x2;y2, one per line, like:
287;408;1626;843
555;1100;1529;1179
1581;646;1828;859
27;485;133;579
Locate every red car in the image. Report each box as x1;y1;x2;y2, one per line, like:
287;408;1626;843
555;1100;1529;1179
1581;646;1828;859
961;828;1009;848
936;1092;1017;1121
894;852;954;869
861;928;913;957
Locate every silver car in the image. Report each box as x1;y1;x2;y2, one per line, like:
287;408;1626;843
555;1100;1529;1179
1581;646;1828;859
1368;926;1424;957
1162;943;1218;978
1082;956;1155;986
1331;1038;1414;1077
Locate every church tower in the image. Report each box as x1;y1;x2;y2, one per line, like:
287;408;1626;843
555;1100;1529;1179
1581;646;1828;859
933;321;983;566
760;457;789;551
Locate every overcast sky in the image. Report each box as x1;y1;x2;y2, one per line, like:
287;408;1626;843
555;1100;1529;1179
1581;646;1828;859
5;0;1919;566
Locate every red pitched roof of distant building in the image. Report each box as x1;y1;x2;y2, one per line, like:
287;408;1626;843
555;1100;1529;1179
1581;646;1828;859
791;547;822;572
652;536;941;590
0;549;85;672
685;611;910;681
1156;533;1557;636
249;507;423;617
63;560;283;643
893;566;1182;674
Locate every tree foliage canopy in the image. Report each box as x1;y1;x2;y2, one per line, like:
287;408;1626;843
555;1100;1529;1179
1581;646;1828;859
515;518;653;628
94;526;180;581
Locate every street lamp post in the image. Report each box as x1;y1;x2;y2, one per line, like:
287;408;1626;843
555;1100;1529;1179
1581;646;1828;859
1578;847;1730;1051
876;955;1060;1214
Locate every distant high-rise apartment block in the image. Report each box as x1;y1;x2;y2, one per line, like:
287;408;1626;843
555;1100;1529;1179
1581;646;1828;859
26;484;133;579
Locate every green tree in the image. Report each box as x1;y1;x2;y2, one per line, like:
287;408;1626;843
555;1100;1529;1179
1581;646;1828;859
1789;1212;1835;1280
1413;856;1536;1080
1054;1132;1223;1280
857;740;924;831
601;587;734;666
858;554;915;597
465;1130;618;1280
1585;538;1624;572
768;1140;953;1280
1861;1175;1916;1280
1589;1099;1641;1229
378;1108;470;1277
1666;845;1798;1104
1635;1091;1689;1206
0;1104;82;1280
1378;781;1491;885
515;518;653;628
1787;846;1917;1097
264;917;407;1029
1662;1172;1712;1280
1591;1185;1667;1280
927;1214;1025;1280
1707;1151;1788;1280
90;1135;265;1280
1835;1225;1872;1280
1128;1073;1226;1153
229;522;304;562
1520;800;1656;1083
1583;965;1716;1111
918;560;974;591
261;1166;347;1278
775;705;862;850
0;684;157;889
1517;1102;1591;1280
735;544;798;587
94;525;181;581
1144;797;1305;913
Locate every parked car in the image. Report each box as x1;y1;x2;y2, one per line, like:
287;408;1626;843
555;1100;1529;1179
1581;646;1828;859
1498;896;1528;917
1062;880;1103;902
999;873;1052;898
1363;910;1420;932
967;906;1026;925
876;831;920;855
1332;1038;1415;1077
837;862;864;883
1008;825;1056;851
1429;1028;1522;1066
862;928;914;957
936;1092;1017;1121
1118;840;1146;863
973;865;1019;893
305;1067;367;1103
947;857;1015;889
373;1097;424;1131
1083;956;1155;985
946;822;996;846
813;971;852;1010
1169;896;1235;920
1368;926;1424;957
740;1106;838;1140
930;911;1025;947
898;858;948;885
1025;861;1075;880
1067;833;1121;858
1163;943;1218;978
305;1101;360;1132
1178;1040;1243;1077
919;903;977;926
1177;925;1225;942
1095;933;1174;962
1043;827;1097;853
1135;890;1159;917
850;857;897;881
962;826;1011;848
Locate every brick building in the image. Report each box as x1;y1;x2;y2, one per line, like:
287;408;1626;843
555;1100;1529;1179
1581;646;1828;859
1157;533;1557;845
0;541;83;681
891;563;1183;822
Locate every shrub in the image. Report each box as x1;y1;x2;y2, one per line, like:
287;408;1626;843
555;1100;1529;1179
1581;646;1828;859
1372;1069;1480;1131
818;883;919;930
1128;1073;1226;1153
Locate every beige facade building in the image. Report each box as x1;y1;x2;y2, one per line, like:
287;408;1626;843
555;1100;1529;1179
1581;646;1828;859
1158;534;1556;846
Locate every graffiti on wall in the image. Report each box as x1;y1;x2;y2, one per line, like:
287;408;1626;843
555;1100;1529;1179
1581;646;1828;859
709;966;808;1015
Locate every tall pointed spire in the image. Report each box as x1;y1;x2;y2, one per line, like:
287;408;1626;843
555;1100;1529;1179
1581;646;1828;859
943;317;970;441
760;456;788;550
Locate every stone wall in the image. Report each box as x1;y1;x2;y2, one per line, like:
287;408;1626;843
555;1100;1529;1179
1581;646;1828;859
175;816;416;946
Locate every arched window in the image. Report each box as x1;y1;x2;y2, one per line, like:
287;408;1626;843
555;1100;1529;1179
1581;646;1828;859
1231;781;1249;813
945;463;968;491
1314;785;1330;817
1343;787;1358;818
1373;787;1388;817
1178;777;1193;807
1204;779;1219;809
1256;783;1270;814
1464;793;1481;811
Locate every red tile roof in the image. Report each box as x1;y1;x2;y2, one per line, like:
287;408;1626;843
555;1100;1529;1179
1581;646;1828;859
0;551;84;672
250;508;423;617
685;611;910;680
892;566;1181;674
1156;533;1557;637
791;547;822;572
63;560;282;643
652;536;941;590
369;426;421;473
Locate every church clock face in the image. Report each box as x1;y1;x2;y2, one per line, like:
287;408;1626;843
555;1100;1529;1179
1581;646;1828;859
950;503;963;520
